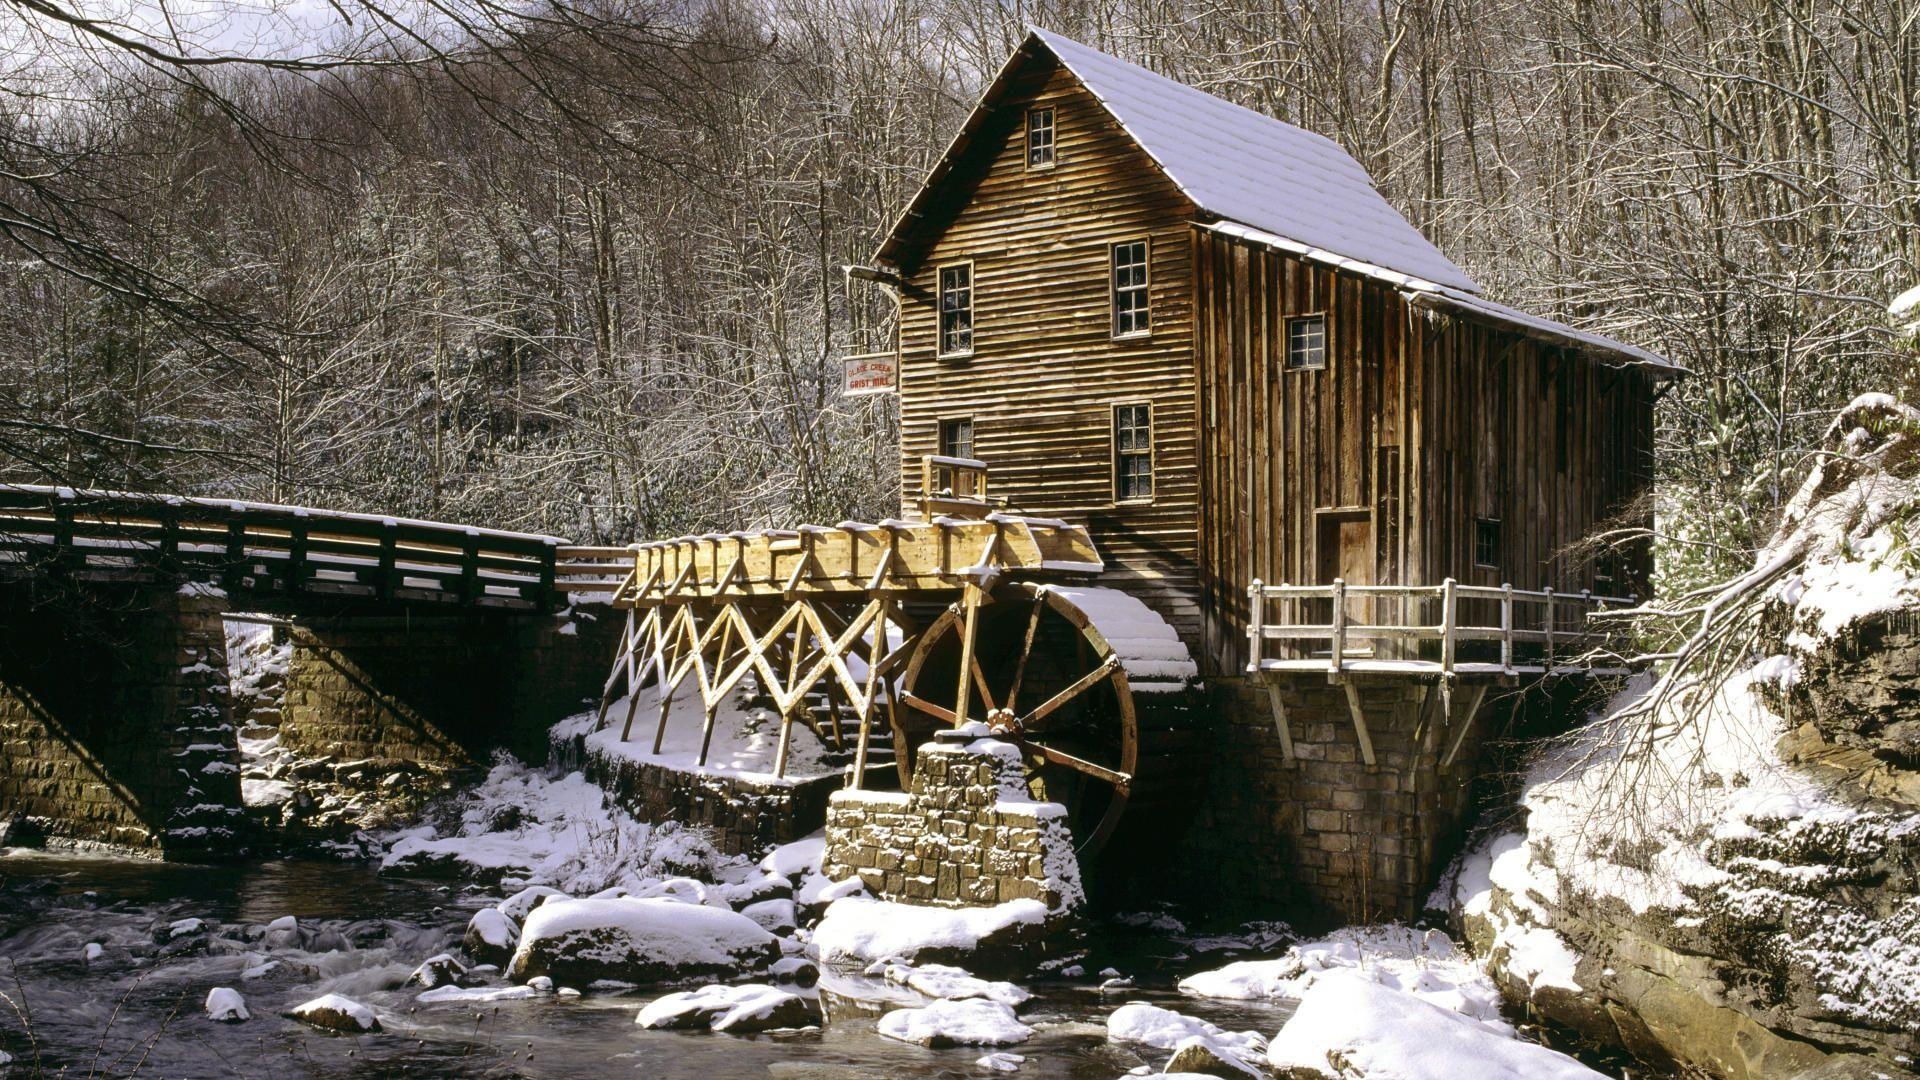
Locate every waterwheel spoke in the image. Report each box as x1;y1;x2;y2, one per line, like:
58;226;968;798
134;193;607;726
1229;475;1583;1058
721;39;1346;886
1004;592;1046;714
1023;740;1133;792
970;656;999;716
899;689;960;725
1019;654;1121;729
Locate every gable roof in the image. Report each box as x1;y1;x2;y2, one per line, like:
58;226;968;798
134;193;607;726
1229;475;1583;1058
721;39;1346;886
875;28;1676;371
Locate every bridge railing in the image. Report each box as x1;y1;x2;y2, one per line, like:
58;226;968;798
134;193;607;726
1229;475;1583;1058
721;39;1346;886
0;485;575;610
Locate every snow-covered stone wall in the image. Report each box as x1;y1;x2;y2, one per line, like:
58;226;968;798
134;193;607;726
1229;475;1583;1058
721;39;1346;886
823;732;1083;912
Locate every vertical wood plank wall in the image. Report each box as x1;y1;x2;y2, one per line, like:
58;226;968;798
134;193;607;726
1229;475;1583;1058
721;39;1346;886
1192;227;1656;673
894;60;1205;644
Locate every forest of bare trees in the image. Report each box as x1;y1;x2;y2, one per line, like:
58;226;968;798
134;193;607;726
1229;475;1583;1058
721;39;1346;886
1;0;1914;593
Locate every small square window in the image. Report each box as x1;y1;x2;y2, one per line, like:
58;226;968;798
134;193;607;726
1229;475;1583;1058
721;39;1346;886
1474;518;1502;569
1286;314;1326;370
939;263;973;356
1026;107;1056;169
1113;403;1153;501
1111;241;1149;338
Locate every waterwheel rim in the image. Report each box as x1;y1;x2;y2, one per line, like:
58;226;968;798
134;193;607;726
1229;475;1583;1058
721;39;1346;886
894;583;1139;856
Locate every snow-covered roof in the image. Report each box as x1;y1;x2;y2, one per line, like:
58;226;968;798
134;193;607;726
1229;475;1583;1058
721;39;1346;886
1206;221;1678;371
876;28;1476;295
1027;29;1479;295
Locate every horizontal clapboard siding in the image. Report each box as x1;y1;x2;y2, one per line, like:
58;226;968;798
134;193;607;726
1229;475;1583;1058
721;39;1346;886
894;58;1205;648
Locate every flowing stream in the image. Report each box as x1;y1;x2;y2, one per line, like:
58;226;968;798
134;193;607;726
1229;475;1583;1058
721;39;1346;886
0;851;1296;1078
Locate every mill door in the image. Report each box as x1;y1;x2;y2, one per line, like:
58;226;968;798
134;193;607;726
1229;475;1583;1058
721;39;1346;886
1316;510;1374;654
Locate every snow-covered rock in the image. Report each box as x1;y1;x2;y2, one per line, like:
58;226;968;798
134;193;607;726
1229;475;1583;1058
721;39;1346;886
464;907;518;966
873;961;1030;1008
204;987;249;1023
405;952;468;989
1267;971;1601;1079
499;885;565;922
813;896;1049;969
635;983;820;1033
1105;1002;1265;1058
1165;1035;1264;1078
740;898;796;934
287;993;381;1033
875;997;1033;1047
505;896;777;986
976;1051;1024;1072
1179;925;1503;1024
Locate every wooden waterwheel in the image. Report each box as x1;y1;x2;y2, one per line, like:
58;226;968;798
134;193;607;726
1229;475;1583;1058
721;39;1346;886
894;582;1202;857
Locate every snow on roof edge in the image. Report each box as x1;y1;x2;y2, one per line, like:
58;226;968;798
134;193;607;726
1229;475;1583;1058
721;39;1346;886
1204;221;1680;374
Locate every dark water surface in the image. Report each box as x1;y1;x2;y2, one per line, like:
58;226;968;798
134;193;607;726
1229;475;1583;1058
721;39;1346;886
0;852;1296;1079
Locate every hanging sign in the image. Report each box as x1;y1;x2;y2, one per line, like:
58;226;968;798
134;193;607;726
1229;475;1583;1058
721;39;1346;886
843;352;897;396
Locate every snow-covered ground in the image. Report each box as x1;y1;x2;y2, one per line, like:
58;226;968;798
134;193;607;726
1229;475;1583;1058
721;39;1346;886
552;683;838;782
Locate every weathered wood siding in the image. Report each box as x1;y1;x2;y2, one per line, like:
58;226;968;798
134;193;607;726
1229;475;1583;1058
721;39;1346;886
893;58;1204;644
1193;227;1656;673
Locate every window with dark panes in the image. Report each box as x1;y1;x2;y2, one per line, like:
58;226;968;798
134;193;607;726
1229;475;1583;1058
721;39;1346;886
1286;314;1326;370
1113;403;1154;501
1026;107;1056;169
938;417;974;461
939;264;973;356
1475;518;1502;569
1111;241;1149;337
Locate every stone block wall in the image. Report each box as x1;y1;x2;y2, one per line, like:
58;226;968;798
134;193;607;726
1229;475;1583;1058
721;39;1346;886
550;729;838;858
823;735;1082;911
0;582;243;857
1177;674;1524;925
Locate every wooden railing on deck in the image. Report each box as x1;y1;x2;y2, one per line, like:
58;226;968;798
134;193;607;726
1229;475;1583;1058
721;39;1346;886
1246;578;1635;680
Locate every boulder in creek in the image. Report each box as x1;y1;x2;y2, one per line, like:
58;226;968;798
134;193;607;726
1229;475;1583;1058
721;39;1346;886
505;896;778;987
204;987;250;1023
635;983;821;1034
286;993;381;1033
405;952;469;989
464;907;519;967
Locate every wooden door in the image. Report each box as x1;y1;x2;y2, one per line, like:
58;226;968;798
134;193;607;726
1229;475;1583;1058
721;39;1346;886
1317;511;1374;653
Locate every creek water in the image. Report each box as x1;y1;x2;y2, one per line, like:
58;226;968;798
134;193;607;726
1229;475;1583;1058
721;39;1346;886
0;851;1296;1079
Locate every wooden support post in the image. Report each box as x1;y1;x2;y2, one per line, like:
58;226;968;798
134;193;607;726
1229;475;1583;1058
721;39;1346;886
1328;578;1347;683
1441;683;1491;771
850;600;888;789
223;519;245;593
1543;585;1555;671
1439;578;1457;676
1246;579;1264;673
1262;673;1296;767
538;541;558;612
953;583;984;726
595;610;637;730
1342;679;1377;768
774;702;796;779
377;520;398;602
1500;583;1516;677
288;515;309;595
460;529;480;605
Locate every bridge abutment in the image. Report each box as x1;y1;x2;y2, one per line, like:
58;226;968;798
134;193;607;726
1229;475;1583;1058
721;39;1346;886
0;583;243;857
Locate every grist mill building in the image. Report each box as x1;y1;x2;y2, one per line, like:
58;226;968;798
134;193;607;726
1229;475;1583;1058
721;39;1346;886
597;28;1675;923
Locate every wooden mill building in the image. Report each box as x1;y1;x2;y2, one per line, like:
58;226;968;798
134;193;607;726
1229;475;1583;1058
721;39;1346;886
854;28;1677;918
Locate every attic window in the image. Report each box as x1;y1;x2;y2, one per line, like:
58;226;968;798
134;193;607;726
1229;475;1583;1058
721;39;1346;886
939;262;973;356
1286;314;1326;370
1111;240;1149;338
1026;106;1056;169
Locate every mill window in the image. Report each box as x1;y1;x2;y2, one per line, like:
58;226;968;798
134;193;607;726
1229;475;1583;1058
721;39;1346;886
938;263;973;356
1111;241;1150;338
938;416;975;461
1026;106;1056;169
1286;314;1326;370
1113;403;1154;501
1475;518;1503;570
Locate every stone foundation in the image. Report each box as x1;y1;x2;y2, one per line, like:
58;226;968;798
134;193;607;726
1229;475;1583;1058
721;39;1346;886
1178;673;1591;924
0;582;243;857
551;729;838;857
823;733;1082;911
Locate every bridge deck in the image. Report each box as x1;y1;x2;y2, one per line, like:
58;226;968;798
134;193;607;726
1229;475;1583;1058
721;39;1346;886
0;485;612;611
612;513;1103;606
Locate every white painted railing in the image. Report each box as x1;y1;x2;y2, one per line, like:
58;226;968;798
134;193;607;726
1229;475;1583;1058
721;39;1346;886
1245;578;1635;679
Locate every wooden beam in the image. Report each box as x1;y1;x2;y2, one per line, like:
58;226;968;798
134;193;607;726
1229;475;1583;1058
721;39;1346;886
1342;679;1377;768
1262;674;1296;767
1440;683;1491;771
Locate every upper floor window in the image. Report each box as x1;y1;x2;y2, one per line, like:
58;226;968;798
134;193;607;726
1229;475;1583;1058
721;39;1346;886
1111;241;1149;338
1475;517;1502;570
939;263;973;356
1113;403;1154;501
1026;106;1056;169
1286;314;1326;370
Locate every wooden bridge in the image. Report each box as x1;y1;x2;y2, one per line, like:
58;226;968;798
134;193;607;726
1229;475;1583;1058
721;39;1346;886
0;484;624;611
